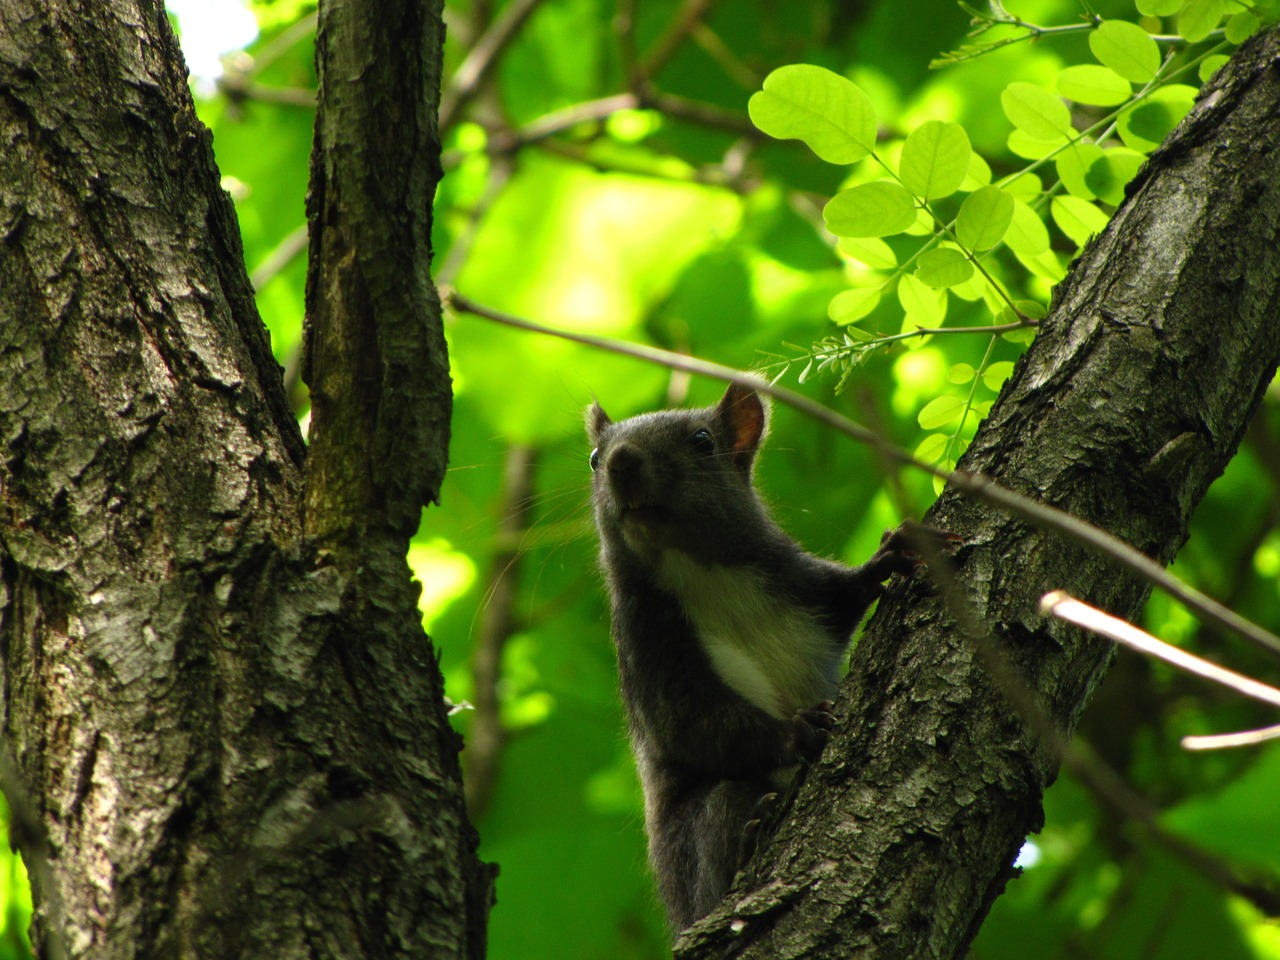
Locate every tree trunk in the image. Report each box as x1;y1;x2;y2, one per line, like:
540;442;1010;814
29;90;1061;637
678;26;1280;960
0;1;489;958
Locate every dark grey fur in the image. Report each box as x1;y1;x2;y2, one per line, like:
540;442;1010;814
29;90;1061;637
587;383;920;931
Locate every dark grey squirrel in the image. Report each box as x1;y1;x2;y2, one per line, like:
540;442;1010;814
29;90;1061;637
587;381;932;932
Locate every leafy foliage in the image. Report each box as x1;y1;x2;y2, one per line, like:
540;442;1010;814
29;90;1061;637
0;2;1274;959
748;3;1258;480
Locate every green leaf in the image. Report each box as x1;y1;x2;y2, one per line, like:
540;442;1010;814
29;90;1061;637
1178;0;1224;42
838;236;897;270
898;272;946;326
1017;247;1066;282
1006;129;1062;161
1199;54;1230;82
1056;65;1132;107
915;432;950;463
962;151;993;190
1137;0;1184;14
899;120;971;200
905;206;934;236
915;248;974;289
1001;172;1043;202
1118;97;1192;153
1004;199;1050;258
748;64;878;164
1000;82;1074;141
828;287;881;325
1225;11;1261;43
1056;142;1105;200
982;361;1015;392
951;268;988;302
1086;149;1145;206
1089;20;1161;83
918;395;967;430
824;180;917;237
949;362;976;385
1051;195;1111;247
956;185;1014;251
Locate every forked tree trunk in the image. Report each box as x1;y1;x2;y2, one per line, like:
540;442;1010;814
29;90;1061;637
2;0;1278;958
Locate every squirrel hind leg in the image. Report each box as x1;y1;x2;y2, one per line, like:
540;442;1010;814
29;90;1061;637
651;777;772;931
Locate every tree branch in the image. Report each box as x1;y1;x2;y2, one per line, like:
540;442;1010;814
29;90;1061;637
677;25;1280;959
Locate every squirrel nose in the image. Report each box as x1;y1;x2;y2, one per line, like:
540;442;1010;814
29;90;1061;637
606;444;643;476
605;444;648;500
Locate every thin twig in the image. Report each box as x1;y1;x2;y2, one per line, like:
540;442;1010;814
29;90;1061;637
638;0;718;79
249;224;309;292
465;444;538;817
444;293;1280;661
1042;592;1280;710
439;0;548;130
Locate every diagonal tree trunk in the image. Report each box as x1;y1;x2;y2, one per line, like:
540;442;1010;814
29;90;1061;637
678;25;1280;960
0;1;490;958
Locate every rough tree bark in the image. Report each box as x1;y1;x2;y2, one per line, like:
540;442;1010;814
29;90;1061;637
679;26;1280;960
0;1;490;959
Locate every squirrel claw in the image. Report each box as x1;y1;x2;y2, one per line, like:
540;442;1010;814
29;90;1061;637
792;701;838;761
737;792;781;869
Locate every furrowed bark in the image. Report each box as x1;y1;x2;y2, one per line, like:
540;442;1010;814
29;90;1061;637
0;0;486;957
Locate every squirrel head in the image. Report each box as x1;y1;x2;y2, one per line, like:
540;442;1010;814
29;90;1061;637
586;383;770;560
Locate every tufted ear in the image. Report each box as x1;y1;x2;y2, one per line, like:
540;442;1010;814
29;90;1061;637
716;382;767;469
586;400;611;444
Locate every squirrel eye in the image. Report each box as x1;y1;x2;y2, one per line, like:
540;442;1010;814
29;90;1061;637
589;448;600;472
690;429;715;457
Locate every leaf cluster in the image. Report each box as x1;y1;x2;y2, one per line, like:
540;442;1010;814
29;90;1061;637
750;1;1264;478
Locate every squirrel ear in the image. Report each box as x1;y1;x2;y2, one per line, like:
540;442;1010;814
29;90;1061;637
717;382;767;464
586;401;611;443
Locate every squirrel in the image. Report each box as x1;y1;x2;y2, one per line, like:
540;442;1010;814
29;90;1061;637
587;381;929;932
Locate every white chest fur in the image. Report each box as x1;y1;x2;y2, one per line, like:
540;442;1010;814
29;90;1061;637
655;550;842;719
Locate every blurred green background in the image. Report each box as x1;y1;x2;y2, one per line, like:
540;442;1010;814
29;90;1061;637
2;1;1277;957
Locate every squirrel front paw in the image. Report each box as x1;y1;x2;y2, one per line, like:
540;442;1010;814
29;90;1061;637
867;521;962;581
791;700;837;762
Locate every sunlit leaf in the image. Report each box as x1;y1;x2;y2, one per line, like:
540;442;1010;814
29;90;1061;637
824;180;917;237
982;361;1015;392
904;205;935;236
918;394;967;430
1004;199;1050;258
956;185;1014;251
1007;129;1063;161
1001;82;1074;141
1018;247;1066;282
839;236;897;269
899;120;971;200
1118;96;1193;153
1051;195;1111;247
1225;11;1261;43
916;248;974;289
1056;142;1105;200
898;272;946;326
962;151;993;190
1089;20;1161;83
1086;149;1146;205
915;432;951;463
1178;0;1224;42
828;286;882;325
1199;54;1230;82
1056;65;1132;106
1137;0;1183;13
1001;171;1043;202
749;64;878;164
949;362;976;385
